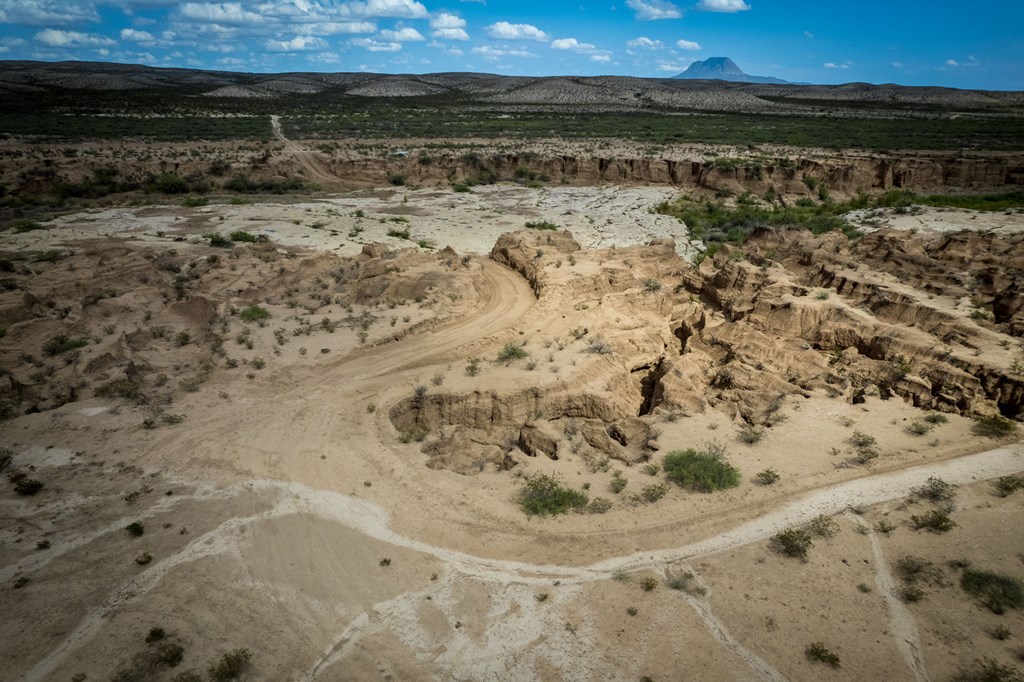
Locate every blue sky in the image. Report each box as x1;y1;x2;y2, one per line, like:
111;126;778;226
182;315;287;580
0;0;1021;89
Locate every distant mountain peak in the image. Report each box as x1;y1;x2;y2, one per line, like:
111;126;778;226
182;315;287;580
672;57;790;85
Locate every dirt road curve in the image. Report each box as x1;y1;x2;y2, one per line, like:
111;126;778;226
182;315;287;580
271;114;339;188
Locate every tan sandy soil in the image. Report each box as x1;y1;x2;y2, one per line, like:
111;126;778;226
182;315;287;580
1;180;1023;681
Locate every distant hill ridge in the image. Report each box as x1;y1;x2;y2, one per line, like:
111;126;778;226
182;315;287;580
673;57;791;85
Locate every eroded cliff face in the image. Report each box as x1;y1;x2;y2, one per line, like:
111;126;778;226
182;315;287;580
385;227;1022;475
311;152;1024;195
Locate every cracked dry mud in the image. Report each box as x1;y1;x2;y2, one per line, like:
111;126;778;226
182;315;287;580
1;187;1023;682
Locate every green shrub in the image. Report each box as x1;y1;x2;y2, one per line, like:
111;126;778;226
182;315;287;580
994;475;1024;498
910;509;956;533
157;643;184;666
14;479;43;496
805;642;840;668
923;412;949;424
525;220;557;231
642;278;662;293
42;335;88;356
640;577;658;591
848;430;876;448
126;522;145;537
206;233;232;248
517;473;588;516
907;420;933;436
497;342;529;363
238;305;269;322
775;527;812;560
12;220;46;233
961;569;1024;614
755;468;780;485
913;476;955;501
973;415;1019;438
896;556;935;583
640;483;668;503
662;448;740;492
146;627;166;643
208;649;251;681
152;173;189;194
950;658;1023;682
738;425;764;444
229;231;258;243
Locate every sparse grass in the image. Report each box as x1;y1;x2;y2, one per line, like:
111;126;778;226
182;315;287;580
517;473;588;516
990;625;1013;641
808;514;839;538
961;569;1024;614
662;448;740;492
465;357;481;376
641;278;662;293
805;642;841;668
640;577;658;592
398;427;428;444
774;527;812;560
737;424;765;444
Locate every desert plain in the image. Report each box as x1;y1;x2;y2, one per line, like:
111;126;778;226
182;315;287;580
1;63;1023;682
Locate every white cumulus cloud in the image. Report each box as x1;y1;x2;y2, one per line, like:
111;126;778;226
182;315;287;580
696;0;750;12
627;36;663;50
590;54;611;62
178;3;264;25
551;37;596;51
265;35;327;50
379;27;424;41
824;60;852;69
472;45;536;59
676;38;701;50
0;0;98;26
430;12;469;40
338;0;427;19
296;21;377;35
351;36;402;51
485;21;548;41
120;29;155;43
34;29;117;48
626;0;682;21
